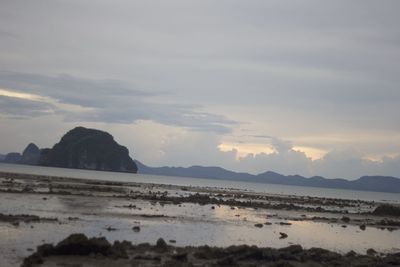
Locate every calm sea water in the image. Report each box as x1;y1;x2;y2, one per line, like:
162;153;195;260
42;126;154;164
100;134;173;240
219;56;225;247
0;163;399;203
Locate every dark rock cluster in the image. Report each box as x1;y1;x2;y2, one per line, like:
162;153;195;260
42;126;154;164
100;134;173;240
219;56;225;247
373;204;400;217
22;234;400;267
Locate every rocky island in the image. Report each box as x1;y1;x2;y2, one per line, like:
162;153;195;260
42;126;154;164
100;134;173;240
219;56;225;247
2;127;138;173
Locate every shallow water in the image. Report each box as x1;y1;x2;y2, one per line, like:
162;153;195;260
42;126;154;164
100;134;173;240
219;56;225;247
1;163;399;203
1;192;399;266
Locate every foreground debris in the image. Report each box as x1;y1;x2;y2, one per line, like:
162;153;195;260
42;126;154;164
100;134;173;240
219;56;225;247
22;234;400;267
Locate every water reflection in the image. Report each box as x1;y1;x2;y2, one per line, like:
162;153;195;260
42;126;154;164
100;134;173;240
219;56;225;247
55;196;109;212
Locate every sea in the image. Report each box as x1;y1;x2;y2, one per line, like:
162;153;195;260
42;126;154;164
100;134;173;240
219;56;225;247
0;162;399;204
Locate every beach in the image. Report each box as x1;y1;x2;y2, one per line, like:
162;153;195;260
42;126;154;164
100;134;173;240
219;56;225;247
1;171;399;266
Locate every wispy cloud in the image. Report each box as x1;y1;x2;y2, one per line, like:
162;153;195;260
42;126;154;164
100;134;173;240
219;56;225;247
0;71;237;133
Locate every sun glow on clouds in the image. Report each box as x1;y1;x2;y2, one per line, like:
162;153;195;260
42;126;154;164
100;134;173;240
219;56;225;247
218;142;275;159
0;88;43;101
219;142;327;161
0;88;94;113
292;146;327;160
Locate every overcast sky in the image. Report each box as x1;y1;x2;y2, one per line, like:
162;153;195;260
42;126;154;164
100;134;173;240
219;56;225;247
1;0;400;179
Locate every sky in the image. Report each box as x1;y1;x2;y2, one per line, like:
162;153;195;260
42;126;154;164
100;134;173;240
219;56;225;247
1;0;400;179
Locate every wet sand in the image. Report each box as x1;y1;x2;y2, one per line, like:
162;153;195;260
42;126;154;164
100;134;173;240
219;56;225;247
0;171;399;266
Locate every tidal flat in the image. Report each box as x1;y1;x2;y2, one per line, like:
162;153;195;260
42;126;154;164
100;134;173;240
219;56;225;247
0;171;399;266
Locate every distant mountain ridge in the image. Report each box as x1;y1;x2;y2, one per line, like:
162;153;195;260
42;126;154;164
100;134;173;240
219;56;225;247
135;161;400;193
1;127;399;193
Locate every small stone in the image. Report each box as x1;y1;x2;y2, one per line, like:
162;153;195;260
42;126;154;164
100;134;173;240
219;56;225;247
341;216;350;223
156;238;168;251
367;248;377;256
254;223;263;228
172;252;187;261
106;226;117;231
279;232;288;239
132;226;140;232
359;224;366;231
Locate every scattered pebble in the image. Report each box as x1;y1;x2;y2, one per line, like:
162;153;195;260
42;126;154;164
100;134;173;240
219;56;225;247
341;216;351;223
279;232;288;239
106;226;117;231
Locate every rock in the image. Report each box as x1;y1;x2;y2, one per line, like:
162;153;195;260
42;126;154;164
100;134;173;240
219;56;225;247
37;244;55;257
38;126;138;173
346;250;357;257
254;223;263;228
3;152;22;164
20;143;41;165
110;241;129;259
134;255;161;261
156;238;168;252
132;226;140;232
360;224;366;231
22;234;400;267
54;234;112;256
279;232;288;239
106;226;117;231
169;240;176;243
21;253;43;267
279;245;303;254
171;252;188;261
341;216;351;223
264;222;272;225
217;256;235;265
373;205;400;217
367;248;377;256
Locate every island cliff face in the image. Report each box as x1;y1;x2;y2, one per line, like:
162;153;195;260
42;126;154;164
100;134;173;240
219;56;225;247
20;143;41;165
38;127;138;173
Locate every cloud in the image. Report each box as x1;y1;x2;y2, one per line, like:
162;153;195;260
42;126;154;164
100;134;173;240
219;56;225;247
153;134;400;179
1;1;400;178
0;29;19;40
0;71;237;133
0;95;55;118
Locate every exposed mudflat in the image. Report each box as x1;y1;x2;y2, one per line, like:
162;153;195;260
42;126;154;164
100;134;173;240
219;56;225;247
0;171;400;266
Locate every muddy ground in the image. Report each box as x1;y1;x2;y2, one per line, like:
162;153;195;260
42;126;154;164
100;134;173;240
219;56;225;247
0;171;400;266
